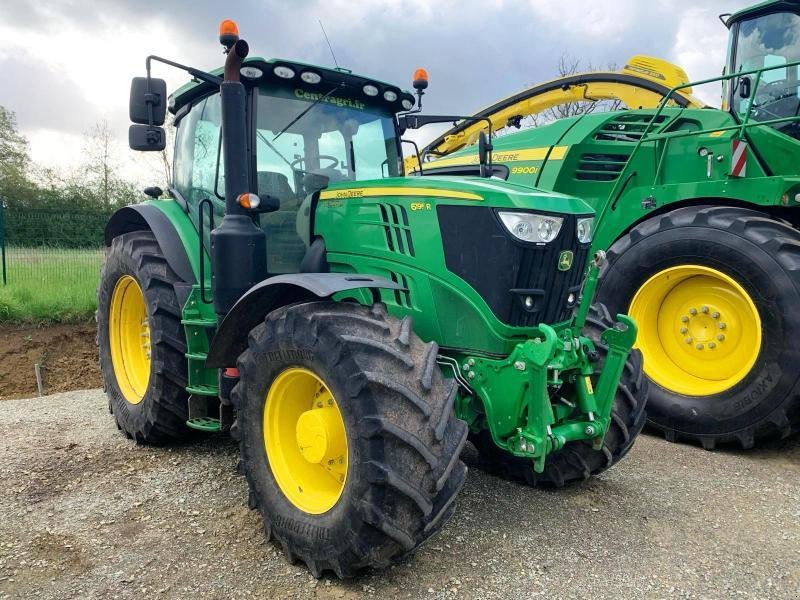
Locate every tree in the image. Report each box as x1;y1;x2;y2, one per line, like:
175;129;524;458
515;54;624;130
83;119;115;209
0;105;35;205
82;119;139;208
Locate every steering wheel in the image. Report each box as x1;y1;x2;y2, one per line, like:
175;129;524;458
290;155;340;172
751;79;798;119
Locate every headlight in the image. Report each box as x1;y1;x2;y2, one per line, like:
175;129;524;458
576;217;594;244
363;84;379;97
498;211;564;244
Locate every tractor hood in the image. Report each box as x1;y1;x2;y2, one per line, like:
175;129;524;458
319;176;594;216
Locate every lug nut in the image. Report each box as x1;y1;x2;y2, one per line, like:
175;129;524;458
717;334;725;342
696;343;704;350
680;327;688;334
685;337;693;344
701;306;709;313
708;342;716;349
689;308;698;315
468;371;476;380
719;322;727;329
712;312;720;319
681;316;689;323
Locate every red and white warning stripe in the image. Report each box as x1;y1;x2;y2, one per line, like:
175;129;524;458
730;139;747;177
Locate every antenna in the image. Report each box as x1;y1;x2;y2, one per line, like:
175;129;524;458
318;20;340;70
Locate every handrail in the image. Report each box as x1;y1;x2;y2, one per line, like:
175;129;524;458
595;58;800;231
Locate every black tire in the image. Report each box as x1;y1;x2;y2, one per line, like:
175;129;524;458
97;231;190;444
597;205;800;448
470;303;648;487
232;301;468;578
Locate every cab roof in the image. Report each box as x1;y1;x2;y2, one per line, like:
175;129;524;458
727;0;800;27
168;56;415;114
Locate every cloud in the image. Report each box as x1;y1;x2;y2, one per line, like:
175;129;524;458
0;0;760;180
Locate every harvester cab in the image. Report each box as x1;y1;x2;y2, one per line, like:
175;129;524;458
418;0;800;450
98;20;647;577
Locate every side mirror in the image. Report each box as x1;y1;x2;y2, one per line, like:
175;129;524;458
739;75;751;99
130;77;167;126
143;186;163;198
129;124;166;151
478;131;493;177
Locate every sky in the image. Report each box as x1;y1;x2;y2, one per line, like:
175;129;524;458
0;0;754;185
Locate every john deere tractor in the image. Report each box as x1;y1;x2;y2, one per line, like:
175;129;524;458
98;21;646;577
417;1;800;449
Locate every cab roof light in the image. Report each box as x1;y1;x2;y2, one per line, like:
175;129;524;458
413;68;429;91
219;19;239;49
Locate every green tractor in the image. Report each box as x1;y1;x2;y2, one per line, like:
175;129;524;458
98;21;646;577
417;1;800;449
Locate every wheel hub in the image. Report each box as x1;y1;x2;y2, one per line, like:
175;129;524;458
629;265;761;397
264;368;348;514
109;275;151;404
296;408;340;465
677;305;726;350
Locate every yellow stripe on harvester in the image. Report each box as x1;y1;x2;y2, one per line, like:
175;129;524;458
426;145;569;169
319;187;483;201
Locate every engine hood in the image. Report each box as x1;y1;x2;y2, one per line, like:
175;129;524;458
319;176;594;216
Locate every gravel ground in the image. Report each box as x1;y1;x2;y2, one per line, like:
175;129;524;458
1;389;798;600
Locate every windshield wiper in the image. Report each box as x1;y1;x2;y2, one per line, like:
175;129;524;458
257;130;294;169
273;83;344;142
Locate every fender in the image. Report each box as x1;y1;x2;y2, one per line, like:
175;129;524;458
205;273;404;368
104;201;200;285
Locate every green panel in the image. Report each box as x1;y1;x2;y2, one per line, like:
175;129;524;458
316;176;590;353
148;199;210;283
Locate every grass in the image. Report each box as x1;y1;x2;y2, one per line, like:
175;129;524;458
0;247;103;323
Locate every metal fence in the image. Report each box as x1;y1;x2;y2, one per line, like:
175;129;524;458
0;202;111;290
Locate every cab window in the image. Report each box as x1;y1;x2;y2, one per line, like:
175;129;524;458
732;11;800;138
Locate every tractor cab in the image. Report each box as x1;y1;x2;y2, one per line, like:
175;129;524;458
725;2;800;139
169;58;414;274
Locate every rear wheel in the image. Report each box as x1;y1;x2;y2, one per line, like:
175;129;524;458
470;303;648;487
97;231;190;443
598;205;800;448
232;301;468;578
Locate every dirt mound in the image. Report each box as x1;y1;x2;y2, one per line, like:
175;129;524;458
0;322;101;399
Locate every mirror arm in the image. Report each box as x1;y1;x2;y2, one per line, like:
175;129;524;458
144;56;223;114
401;139;424;175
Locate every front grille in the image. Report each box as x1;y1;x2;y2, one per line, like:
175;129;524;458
377;203;415;257
437;206;589;328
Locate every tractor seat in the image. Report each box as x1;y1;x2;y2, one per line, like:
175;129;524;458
257;171;294;204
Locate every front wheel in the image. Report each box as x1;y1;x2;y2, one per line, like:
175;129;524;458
598;205;800;448
232;301;468;578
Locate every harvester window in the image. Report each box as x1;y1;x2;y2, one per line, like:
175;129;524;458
732;11;800;138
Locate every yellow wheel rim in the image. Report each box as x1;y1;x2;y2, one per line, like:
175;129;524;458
264;367;348;514
109;275;151;404
629;265;761;396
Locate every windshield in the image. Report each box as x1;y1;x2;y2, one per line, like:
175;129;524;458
254;87;402;202
732;11;800;138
